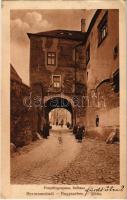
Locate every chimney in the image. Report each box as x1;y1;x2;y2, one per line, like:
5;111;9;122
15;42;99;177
81;18;86;33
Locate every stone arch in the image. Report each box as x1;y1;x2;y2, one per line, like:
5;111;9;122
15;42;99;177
44;97;74;125
95;78;110;91
44;94;75;108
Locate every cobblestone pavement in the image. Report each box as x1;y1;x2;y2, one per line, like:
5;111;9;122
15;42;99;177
11;127;119;184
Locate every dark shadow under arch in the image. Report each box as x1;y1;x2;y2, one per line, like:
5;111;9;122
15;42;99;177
44;97;73;124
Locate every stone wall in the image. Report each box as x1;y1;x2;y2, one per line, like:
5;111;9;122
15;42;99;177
85;80;119;140
86;107;119;127
10;79;35;147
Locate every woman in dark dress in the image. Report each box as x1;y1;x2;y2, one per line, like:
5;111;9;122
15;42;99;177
76;125;85;142
81;125;85;138
73;124;78;136
43;122;49;139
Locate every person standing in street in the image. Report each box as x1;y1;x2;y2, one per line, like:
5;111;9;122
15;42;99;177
60;119;63;128
73;124;78;135
75;123;84;142
96;115;99;127
43;121;50;139
76;125;83;142
81;125;85;138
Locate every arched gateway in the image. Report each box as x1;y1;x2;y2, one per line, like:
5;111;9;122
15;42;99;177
44;97;74;125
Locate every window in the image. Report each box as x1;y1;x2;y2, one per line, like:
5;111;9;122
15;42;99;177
53;75;61;88
47;52;56;65
86;44;90;65
98;11;108;45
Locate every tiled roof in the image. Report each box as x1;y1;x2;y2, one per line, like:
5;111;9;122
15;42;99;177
27;29;86;41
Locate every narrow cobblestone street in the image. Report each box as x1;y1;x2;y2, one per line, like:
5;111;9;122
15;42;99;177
11;127;119;185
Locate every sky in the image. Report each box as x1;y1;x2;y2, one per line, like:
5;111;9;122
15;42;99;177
10;9;95;85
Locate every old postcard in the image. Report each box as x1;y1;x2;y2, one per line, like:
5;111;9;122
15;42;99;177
1;0;127;199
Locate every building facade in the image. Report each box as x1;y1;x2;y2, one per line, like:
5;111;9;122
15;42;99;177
84;9;119;128
28;9;119;139
28;29;87;132
75;9;119;139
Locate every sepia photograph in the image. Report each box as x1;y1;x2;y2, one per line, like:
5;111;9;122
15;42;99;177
1;0;127;198
10;8;120;185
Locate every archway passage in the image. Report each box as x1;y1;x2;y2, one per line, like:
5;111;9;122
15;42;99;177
49;108;72;127
44;97;73;127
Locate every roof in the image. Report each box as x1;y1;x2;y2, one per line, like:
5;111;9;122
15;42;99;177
27;29;86;41
73;10;102;48
10;64;22;83
84;9;102;43
27;10;102;44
